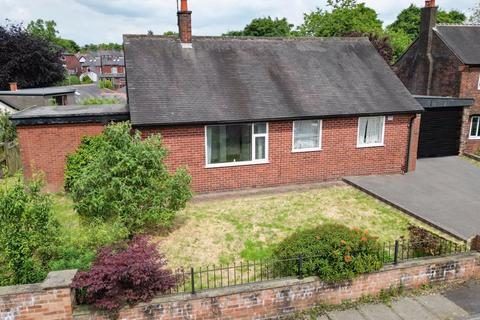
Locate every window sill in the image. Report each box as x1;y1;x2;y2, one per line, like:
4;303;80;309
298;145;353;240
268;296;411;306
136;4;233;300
205;160;269;169
468;136;480;140
292;148;322;153
356;143;385;149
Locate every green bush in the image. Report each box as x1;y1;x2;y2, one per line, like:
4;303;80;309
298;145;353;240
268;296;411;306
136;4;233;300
81;75;93;84
0;111;16;143
65;135;103;191
80;97;121;105
0;175;59;285
70;122;192;234
69;75;81;85
98;79;113;89
272;224;383;282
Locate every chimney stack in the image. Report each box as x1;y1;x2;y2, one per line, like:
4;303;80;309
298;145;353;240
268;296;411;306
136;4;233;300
420;0;438;95
178;0;192;47
9;82;17;91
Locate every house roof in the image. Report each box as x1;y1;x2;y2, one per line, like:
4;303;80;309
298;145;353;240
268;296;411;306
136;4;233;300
10;104;129;126
80;51;125;67
434;25;480;65
0;87;76;97
124;36;423;126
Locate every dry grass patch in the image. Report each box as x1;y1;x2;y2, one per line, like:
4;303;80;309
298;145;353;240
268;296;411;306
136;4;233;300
154;185;444;268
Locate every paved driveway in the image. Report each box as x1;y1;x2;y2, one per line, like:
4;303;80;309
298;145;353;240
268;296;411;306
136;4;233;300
345;157;480;240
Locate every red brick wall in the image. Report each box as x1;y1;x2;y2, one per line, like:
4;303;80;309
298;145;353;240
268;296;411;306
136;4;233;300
460;68;480;154
142;115;419;193
73;253;480;320
16;124;104;192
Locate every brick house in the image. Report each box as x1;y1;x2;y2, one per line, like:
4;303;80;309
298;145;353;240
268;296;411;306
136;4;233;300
394;0;480;155
78;51;126;88
61;53;82;76
11;0;423;193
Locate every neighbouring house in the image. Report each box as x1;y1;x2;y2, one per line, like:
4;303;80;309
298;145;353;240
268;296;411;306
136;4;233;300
61;53;82;76
394;0;480;155
0;83;76;111
0;99;17;114
11;0;423;193
78;51;126;88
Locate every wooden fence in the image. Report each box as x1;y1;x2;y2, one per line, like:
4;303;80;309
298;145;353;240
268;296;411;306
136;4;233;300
0;142;21;177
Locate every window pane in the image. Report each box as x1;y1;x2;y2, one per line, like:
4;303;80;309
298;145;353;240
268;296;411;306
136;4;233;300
254;123;267;134
207;124;252;164
358;117;384;145
255;137;266;160
471;117;479;137
294;120;320;150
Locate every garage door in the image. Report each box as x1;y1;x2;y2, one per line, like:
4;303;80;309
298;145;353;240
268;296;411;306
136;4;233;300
418;107;463;158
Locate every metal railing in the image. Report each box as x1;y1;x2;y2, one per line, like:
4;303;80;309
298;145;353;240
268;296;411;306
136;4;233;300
158;238;468;296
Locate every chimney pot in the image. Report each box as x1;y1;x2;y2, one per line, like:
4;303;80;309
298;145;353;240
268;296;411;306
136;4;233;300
425;0;436;8
180;0;188;12
9;82;17;91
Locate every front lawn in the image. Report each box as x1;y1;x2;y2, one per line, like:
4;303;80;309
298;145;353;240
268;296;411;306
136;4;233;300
44;184;454;269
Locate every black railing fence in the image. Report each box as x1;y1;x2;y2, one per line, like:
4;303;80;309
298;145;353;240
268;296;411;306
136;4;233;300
160;238;468;296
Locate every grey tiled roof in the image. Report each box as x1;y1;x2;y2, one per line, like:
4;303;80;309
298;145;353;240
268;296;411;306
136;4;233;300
124;36;423;126
0;87;76;96
434;25;480;65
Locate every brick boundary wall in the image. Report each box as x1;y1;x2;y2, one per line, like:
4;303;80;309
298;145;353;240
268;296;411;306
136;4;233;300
1;254;478;320
0;270;77;320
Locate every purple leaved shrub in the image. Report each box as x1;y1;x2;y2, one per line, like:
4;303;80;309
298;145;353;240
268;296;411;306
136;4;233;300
72;236;181;312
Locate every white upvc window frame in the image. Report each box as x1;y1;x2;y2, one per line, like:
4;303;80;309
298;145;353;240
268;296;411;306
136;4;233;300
111;67;118;74
204;123;269;168
477;75;480;91
469;115;480;140
357;116;386;148
292;119;323;153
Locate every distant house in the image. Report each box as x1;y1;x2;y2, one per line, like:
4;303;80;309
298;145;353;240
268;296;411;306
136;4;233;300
78;51;125;88
0;83;76;111
61;53;82;76
11;0;423;193
394;0;480;155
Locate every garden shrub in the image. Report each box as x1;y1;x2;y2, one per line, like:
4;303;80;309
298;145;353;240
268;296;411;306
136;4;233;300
80;97;121;105
70;122;192;233
0;175;59;285
407;225;449;257
98;79;113;89
69;75;81;85
72;236;181;312
81;75;93;84
272;224;383;282
65;135;103;191
0;111;16;143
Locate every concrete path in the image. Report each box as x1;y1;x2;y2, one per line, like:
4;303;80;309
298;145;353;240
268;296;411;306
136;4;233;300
314;282;480;320
344;157;480;240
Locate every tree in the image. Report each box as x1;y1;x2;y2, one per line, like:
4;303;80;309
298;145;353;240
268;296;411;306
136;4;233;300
298;1;383;37
0;22;65;89
224;17;294;37
69;122;192;233
80;43;123;53
0;111;16;143
470;1;480;23
27;19;79;53
387;5;466;42
0;176;59;285
385;29;412;62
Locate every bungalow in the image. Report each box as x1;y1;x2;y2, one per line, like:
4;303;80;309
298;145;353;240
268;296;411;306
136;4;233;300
11;0;423;193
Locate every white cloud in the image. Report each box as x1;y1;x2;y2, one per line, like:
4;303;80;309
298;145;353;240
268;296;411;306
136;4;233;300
0;0;475;45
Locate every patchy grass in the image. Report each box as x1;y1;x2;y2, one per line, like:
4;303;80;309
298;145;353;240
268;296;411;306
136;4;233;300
462;155;480;168
154;185;450;268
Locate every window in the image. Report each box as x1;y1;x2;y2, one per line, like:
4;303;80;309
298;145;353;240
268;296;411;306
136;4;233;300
470;116;480;139
292;120;322;152
111;67;118;74
357;116;385;147
206;123;268;167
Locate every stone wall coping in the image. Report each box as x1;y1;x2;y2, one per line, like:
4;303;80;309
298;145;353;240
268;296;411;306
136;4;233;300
73;252;479;316
0;269;77;297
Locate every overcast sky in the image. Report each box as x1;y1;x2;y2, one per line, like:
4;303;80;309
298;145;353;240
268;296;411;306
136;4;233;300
0;0;475;45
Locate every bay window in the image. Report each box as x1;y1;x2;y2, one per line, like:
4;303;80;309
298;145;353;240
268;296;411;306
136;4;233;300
470;116;480;139
206;123;268;167
357;116;385;147
292;120;322;152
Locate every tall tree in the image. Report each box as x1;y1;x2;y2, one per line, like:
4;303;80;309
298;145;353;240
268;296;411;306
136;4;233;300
80;43;123;53
224;17;294;37
0;22;65;89
27;19;79;53
470;1;480;23
387;5;466;42
298;0;383;37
